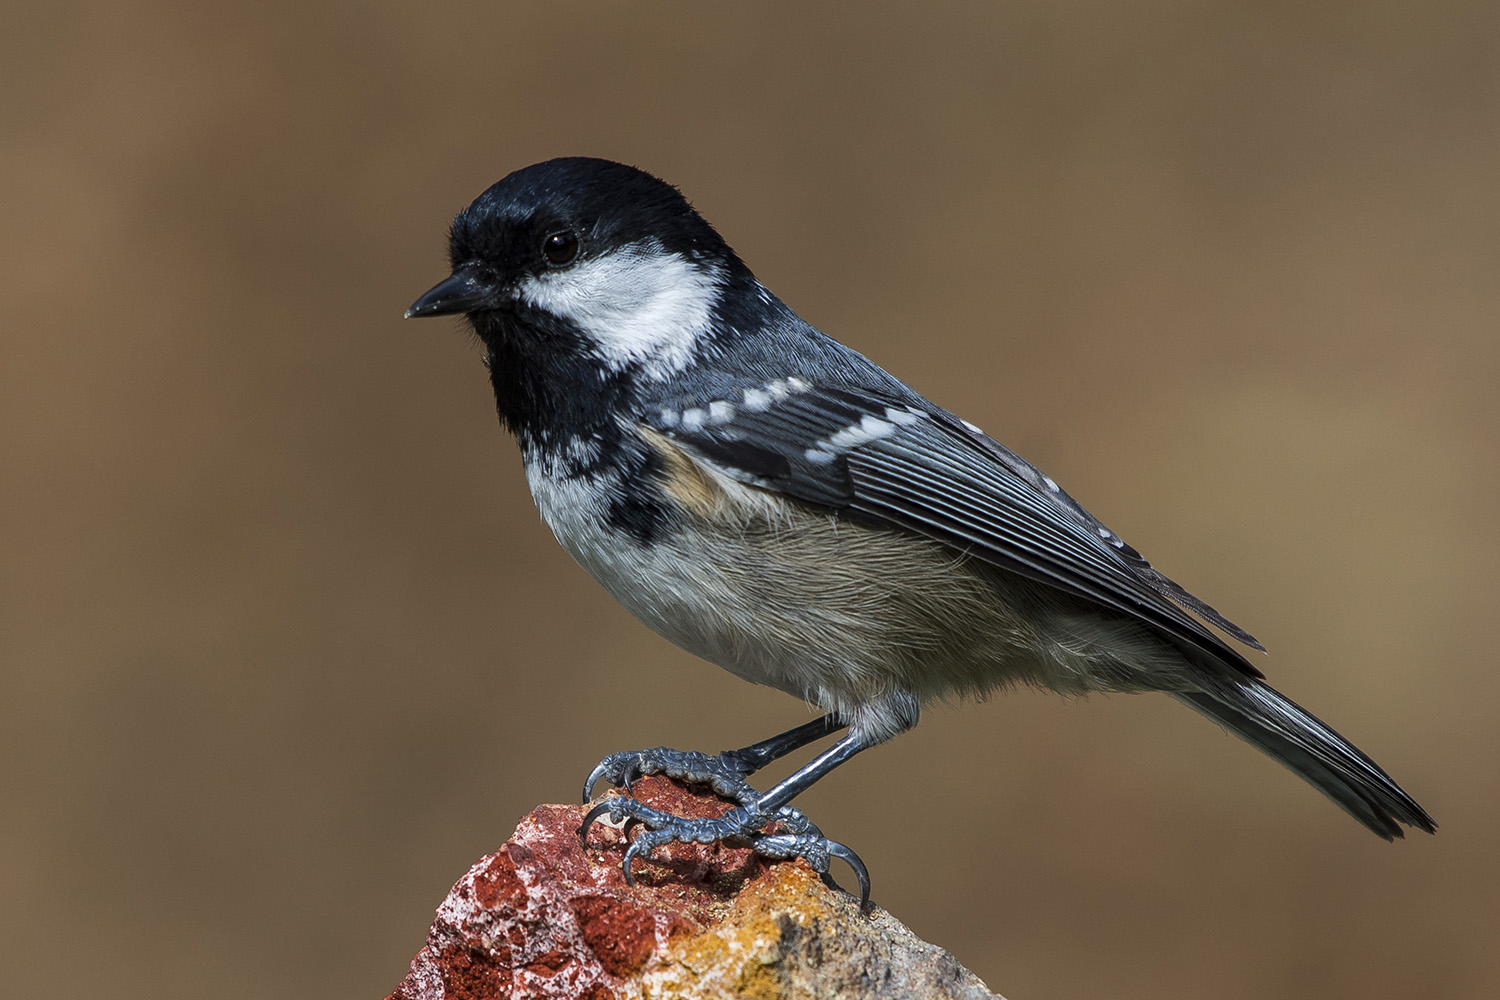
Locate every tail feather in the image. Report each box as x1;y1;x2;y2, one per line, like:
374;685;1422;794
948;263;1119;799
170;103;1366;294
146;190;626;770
1173;681;1435;839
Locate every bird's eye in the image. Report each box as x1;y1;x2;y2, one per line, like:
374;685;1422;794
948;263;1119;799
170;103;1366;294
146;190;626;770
542;231;579;267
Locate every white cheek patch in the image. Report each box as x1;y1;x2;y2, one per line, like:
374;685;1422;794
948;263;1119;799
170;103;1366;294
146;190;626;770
518;242;723;380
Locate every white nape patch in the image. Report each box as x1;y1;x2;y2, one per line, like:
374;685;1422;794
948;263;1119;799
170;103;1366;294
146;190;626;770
518;240;722;380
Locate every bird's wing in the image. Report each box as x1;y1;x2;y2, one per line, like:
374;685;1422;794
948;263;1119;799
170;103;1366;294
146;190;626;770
641;378;1263;674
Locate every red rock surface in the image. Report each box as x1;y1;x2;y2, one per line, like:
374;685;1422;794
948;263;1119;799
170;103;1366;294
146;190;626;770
388;776;1001;1000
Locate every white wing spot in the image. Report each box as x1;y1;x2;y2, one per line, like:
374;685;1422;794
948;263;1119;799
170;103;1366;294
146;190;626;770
741;388;772;411
961;419;984;434
884;406;923;425
681;407;706;430
804;448;838;464
708;400;735;423
1042;475;1058;491
827;414;895;450
658;408;680;428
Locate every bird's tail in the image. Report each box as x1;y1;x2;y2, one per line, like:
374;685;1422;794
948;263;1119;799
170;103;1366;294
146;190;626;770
1172;679;1435;839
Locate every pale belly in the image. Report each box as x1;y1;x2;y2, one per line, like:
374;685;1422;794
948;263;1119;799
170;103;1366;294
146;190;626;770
523;451;1197;742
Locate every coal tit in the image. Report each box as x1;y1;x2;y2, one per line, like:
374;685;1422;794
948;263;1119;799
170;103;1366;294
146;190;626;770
406;157;1433;905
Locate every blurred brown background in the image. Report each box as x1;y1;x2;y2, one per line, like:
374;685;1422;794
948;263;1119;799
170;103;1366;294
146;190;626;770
3;2;1496;998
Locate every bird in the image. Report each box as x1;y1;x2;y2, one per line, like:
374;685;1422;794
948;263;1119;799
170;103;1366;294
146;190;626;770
405;156;1434;906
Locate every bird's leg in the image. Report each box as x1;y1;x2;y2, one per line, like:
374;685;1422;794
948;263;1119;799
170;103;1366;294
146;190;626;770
582;713;846;803
580;727;879;908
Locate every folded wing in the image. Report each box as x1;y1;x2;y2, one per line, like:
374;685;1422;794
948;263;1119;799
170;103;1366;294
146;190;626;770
642;379;1263;676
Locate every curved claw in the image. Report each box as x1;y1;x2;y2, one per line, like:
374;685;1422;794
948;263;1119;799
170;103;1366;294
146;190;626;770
584;752;649;802
582;761;612;803
620;832;661;886
578;800;616;846
826;840;871;912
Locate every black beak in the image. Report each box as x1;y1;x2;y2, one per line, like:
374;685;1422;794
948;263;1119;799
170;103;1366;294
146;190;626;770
405;272;500;319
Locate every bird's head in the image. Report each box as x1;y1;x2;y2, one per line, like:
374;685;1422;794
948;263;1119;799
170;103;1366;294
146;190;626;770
406;157;740;381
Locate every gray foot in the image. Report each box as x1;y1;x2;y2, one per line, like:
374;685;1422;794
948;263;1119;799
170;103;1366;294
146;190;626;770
580;746;871;908
583;745;763;804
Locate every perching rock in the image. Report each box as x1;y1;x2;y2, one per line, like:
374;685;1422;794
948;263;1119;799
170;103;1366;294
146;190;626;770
388;775;1002;1000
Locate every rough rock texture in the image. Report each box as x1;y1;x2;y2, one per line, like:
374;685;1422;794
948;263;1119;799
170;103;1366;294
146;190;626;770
388;776;1003;1000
